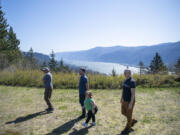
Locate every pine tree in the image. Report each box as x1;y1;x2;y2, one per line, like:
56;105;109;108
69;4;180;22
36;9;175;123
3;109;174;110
0;6;21;67
48;50;58;71
0;6;9;52
112;68;116;76
26;47;37;69
7;27;20;50
174;57;180;74
139;61;145;75
41;61;47;68
57;58;64;72
28;48;35;63
149;52;167;74
60;58;64;67
0;6;8;40
6;27;21;62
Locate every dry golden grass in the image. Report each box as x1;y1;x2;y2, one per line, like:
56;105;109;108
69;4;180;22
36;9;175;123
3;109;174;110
0;86;180;135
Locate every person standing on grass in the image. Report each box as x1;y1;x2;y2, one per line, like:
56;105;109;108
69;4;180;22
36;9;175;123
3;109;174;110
120;69;137;134
82;91;98;127
79;68;89;118
41;67;54;112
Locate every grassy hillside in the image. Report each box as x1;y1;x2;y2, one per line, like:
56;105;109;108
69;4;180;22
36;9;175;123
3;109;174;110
0;86;180;135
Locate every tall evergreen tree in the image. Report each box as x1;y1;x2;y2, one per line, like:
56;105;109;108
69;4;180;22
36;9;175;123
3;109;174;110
60;58;64;67
112;68;116;76
57;58;64;72
27;48;34;62
48;50;58;71
41;61;47;68
139;61;145;75
0;6;8;41
7;27;20;50
26;47;37;69
174;57;180;74
6;27;21;62
0;6;21;68
0;6;9;52
149;52;167;74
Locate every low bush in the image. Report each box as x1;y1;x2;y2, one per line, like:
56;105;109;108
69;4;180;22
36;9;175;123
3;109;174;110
0;70;179;89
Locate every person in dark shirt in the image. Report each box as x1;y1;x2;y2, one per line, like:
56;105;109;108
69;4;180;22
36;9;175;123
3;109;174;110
42;67;54;112
120;69;137;134
79;68;89;118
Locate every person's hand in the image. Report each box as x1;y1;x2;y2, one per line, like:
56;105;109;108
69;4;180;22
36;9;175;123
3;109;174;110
120;98;124;104
92;109;95;114
128;103;133;110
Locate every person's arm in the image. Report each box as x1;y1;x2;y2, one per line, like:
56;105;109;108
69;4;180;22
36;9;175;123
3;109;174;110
91;101;96;114
120;86;124;103
128;88;135;109
85;77;89;90
42;75;46;83
120;96;124;104
86;83;89;91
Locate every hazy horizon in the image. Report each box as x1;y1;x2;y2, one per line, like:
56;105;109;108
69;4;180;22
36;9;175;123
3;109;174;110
2;0;180;54
54;40;180;54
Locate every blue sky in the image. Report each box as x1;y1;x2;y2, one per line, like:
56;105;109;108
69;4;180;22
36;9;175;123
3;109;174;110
2;0;180;54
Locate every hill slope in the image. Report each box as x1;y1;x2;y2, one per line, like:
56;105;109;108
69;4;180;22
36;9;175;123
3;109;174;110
23;52;50;64
56;41;180;66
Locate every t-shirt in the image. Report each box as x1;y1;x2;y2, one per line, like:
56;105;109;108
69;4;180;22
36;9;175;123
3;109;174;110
84;98;94;111
122;77;136;102
43;72;53;89
79;75;88;95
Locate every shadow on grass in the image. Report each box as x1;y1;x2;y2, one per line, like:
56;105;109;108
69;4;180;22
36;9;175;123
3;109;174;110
5;110;52;124
69;125;93;135
0;130;22;135
46;116;85;135
117;128;134;135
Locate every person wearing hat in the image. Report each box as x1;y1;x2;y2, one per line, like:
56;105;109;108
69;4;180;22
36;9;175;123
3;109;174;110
42;67;54;112
120;69;137;134
79;68;89;118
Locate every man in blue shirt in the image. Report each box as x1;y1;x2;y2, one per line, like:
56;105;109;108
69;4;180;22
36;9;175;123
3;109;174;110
42;67;54;112
79;68;89;118
120;69;137;134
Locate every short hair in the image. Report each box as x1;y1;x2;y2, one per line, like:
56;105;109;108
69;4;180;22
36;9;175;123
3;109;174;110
86;91;92;98
80;68;86;73
124;69;131;75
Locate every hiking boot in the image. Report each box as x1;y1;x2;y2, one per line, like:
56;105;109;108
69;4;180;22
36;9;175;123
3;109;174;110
121;127;133;134
131;119;138;127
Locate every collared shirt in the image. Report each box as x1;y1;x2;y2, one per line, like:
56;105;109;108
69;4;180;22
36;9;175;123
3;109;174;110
122;77;136;102
79;75;88;95
43;72;53;89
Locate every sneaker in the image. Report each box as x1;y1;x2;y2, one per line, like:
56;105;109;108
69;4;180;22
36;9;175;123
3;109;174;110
82;122;88;127
131;119;138;127
46;108;54;112
91;122;96;126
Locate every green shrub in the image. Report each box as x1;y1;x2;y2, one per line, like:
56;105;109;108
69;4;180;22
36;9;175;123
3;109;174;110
0;70;179;89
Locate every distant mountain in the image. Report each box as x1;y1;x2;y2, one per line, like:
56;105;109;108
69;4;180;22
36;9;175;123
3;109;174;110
23;52;50;64
56;41;180;66
34;52;50;64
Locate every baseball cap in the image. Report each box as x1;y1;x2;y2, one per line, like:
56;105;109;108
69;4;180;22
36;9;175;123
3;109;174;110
41;67;50;72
